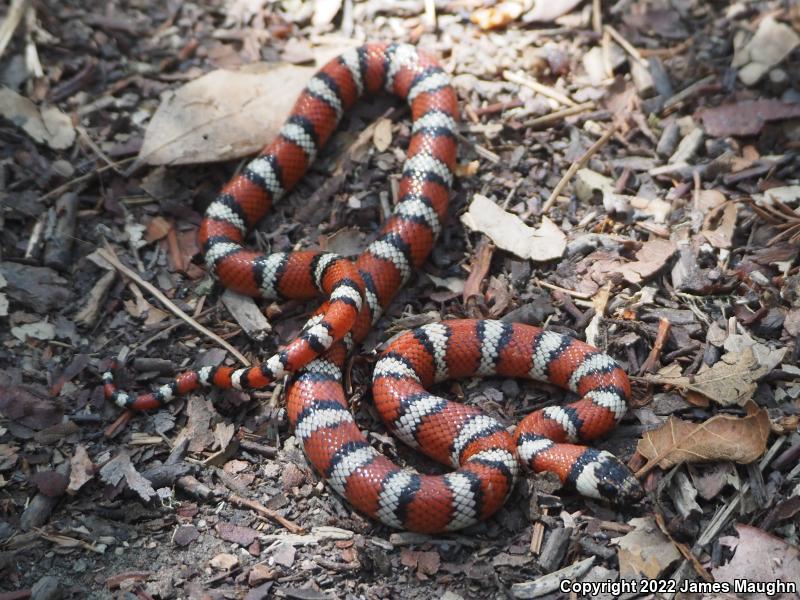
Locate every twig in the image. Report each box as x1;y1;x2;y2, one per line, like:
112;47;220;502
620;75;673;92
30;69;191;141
542;126;616;213
592;0;602;34
472;99;524;117
23;4;42;78
76;126;123;174
521;102;595;129
503;70;577;107
604;24;648;68
602;27;614;79
455;132;500;163
0;0;30;59
229;494;303;534
97;242;250;365
534;279;594;300
662;75;716;113
39;157;136;204
639;317;670;375
530;520;545;555
638;38;693;58
423;0;436;29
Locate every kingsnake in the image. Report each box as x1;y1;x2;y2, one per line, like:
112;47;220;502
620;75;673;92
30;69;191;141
104;42;643;532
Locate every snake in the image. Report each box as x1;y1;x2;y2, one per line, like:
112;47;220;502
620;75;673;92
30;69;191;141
104;42;644;532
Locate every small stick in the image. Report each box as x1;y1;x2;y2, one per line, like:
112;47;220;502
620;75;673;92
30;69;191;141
39;157;136;204
602;28;614;79
662;75;716;113
0;0;30;59
423;0;437;29
604;24;648;68
542;125;616;213
76;126;123;174
639;317;670;374
229;493;303;534
530;520;546;555
592;0;602;34
503;70;577;107
535;279;594;300
97;242;250;365
638;38;693;58
472;99;524;117
521;102;595;129
463;238;494;309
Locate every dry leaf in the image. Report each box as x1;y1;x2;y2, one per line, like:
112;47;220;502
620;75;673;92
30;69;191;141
0;87;76;150
636;401;770;472
470;2;524;30
701;202;737;249
615;517;682;579
461;194;566;261
67;444;94;494
615;239;677;284
712;524;800;597
145;216;173;242
455;160;480;178
697;100;800;137
574;169;632;216
136;63;317;166
99;450;156;502
210;553;238;570
648;347;770;407
372;117;392;152
525;0;584;22
722;333;787;373
312;0;343;26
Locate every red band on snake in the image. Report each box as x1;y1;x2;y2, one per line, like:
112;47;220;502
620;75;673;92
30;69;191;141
104;43;643;532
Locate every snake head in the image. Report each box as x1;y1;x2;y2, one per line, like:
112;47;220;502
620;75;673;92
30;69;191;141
572;449;645;505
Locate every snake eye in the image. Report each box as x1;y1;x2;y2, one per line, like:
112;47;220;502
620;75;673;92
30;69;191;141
598;480;618;500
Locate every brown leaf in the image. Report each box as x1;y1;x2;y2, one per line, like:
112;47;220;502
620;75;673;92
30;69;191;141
697;100;800;137
216;521;258;547
145;216;172;242
0;87;76;150
0;384;63;430
712;524;800;596
68;444;95;494
400;549;441;577
136;63;318;166
174;397;217;453
615;238;677;285
701;202;738;249
636;401;770;473
647;347;771;407
615;517;682;579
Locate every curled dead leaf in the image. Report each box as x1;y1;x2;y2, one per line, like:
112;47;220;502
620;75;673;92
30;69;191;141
636;401;770;475
461;194;566;262
136;63;316;166
372;118;392;152
647;347;774;407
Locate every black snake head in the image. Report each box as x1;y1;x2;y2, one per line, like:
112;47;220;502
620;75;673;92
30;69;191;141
570;448;645;505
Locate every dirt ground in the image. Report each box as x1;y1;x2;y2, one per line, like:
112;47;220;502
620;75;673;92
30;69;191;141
1;0;799;599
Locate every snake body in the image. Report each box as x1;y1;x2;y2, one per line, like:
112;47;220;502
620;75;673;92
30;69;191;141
104;43;643;532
